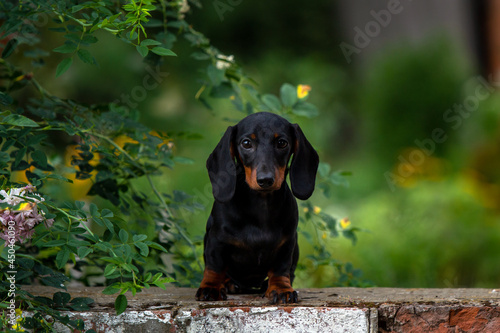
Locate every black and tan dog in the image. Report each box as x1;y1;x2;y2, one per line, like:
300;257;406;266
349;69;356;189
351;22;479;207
196;112;319;304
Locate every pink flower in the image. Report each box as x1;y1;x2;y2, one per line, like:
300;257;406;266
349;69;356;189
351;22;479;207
0;186;53;243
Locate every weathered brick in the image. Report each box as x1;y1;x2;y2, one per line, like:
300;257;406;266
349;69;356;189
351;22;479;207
20;286;500;333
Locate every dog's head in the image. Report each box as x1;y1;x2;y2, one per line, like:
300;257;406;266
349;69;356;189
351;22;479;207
207;112;319;202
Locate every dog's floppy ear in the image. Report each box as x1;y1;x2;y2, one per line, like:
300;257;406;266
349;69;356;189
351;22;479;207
290;124;319;200
206;126;237;202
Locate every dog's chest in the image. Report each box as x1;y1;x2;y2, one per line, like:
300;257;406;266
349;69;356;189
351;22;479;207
226;224;286;266
224;221;290;266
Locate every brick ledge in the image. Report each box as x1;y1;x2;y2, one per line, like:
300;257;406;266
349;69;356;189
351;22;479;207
20;286;500;332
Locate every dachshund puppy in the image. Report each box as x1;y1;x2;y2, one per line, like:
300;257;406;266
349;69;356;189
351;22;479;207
196;112;319;304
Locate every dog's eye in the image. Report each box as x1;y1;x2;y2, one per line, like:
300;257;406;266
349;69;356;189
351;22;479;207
241;139;253;149
277;139;288;149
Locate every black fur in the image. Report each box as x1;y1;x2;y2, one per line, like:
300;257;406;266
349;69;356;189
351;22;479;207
196;112;319;304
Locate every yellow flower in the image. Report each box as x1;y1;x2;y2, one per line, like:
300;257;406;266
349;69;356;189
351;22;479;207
64;145;99;200
340;217;351;229
15;309;22;316
313;206;321;215
297;84;311;99
16;202;34;212
322;232;327;239
114;135;139;148
303;207;309;213
12;323;25;332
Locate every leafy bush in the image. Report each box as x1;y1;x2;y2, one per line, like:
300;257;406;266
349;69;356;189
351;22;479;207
0;1;363;331
342;178;500;288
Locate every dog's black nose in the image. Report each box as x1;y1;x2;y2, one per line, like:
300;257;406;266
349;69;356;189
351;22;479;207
257;174;275;188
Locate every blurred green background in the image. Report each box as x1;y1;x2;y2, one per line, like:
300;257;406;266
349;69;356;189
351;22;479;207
21;0;500;288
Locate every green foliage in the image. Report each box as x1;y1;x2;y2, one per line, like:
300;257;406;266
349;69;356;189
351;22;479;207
360;37;469;163
345;179;500;288
0;1;365;331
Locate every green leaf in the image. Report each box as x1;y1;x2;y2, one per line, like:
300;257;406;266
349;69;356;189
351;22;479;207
0;151;9;163
292;102;319;118
101;209;114;218
33;296;54;306
71;297;94;307
207;65;224;85
92;216;104;227
56;58;73;77
134;242;149;257
31;150;48;170
77;49;96;65
0;92;13;106
115;294;127;315
342;229;358;245
261;94;282;111
42;239;67;247
209;82;234;99
102;284;120;295
81;34;98;45
198;97;212;110
329;171;350;187
146;242;168;253
104;264;118;277
132;234;148;242
87;202;97;215
69;227;87;235
53;292;71;307
3;114;39;127
140;39;161;47
71;5;85;13
64;33;81;44
318;162;331;178
53;42;77;54
320;213;339;237
77;247;92;259
75;200;85;210
119;229;129;243
12;160;29;171
2;38;18;59
100;256;123;265
40;238;63;248
143;4;156;11
101;218;114;233
69;297;94;311
136;45;149;57
81;233;100;243
151;47;176;56
154;277;175;289
56;248;70;269
280;83;297;107
13;147;27;168
47;174;73;183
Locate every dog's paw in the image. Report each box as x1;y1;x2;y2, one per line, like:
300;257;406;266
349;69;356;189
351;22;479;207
195;286;228;301
265;289;298;304
265;275;298;304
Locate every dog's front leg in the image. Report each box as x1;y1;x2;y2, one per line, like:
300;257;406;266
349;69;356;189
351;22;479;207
195;234;228;301
195;267;228;301
265;240;299;304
